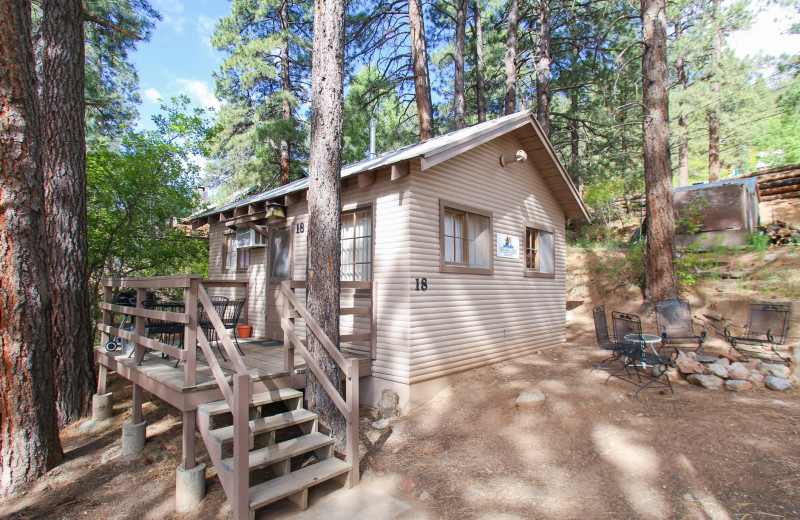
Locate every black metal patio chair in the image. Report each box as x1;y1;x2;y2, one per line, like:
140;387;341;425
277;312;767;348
221;298;246;356
591;305;636;371
145;301;186;368
606;311;676;397
655;298;706;353
198;296;230;361
724;303;792;363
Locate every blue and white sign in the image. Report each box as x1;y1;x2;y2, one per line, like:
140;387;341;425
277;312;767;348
496;234;520;259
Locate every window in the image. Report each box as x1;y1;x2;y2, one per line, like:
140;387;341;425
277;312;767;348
341;208;372;281
440;201;492;274
269;226;291;283
224;233;249;271
524;225;555;278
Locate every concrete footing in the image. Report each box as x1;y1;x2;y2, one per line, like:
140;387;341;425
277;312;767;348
175;463;206;512
121;420;147;456
92;392;113;422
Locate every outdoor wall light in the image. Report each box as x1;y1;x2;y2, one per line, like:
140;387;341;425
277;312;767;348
265;203;286;220
499;149;528;167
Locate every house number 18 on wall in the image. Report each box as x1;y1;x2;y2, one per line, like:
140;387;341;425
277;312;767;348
414;278;428;291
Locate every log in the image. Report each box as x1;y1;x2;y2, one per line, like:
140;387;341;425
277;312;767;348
759;184;800;196
739;163;800;179
756;170;800;184
761;192;800;201
758;176;800;189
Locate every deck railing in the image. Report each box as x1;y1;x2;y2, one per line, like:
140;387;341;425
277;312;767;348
99;275;252;514
280;280;371;486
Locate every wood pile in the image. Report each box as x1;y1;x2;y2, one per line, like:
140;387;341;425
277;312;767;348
757;220;800;245
741;163;800;201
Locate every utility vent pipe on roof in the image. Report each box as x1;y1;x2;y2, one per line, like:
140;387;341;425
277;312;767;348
369;117;377;159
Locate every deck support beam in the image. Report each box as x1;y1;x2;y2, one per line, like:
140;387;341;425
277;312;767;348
182;410;197;469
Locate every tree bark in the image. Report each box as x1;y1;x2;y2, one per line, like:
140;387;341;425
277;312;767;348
39;0;94;427
642;0;679;302
535;0;551;136
675;20;690;187
504;0;518;115
409;0;434;140
473;0;486;123
707;0;721;183
280;0;291;186
307;0;346;442
0;0;64;496
454;0;467;129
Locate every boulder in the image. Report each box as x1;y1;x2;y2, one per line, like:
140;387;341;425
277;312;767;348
759;363;791;380
695;355;720;364
727;363;750;381
686;374;724;391
747;372;766;388
765;376;792;391
725;380;753;392
676;352;706;375
516;389;546;408
715;357;731;367
706;363;729;379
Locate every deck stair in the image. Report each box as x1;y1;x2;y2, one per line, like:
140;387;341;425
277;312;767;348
197;388;351;516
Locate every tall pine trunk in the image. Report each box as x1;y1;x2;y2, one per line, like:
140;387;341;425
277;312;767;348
0;0;64;496
280;0;291;186
40;0;94;426
642;0;679;301
675;20;690;187
708;0;721;182
306;0;346;442
409;0;434;140
535;0;551;136
473;0;486;123
504;0;518;115
454;0;467;129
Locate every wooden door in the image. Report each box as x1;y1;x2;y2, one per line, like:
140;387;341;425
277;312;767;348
266;225;292;340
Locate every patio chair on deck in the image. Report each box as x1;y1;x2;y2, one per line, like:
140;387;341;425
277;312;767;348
221;298;246;356
655;298;706;353
591;305;635;371
607;311;675;397
724;303;792;363
145;301;186;368
198;296;230;361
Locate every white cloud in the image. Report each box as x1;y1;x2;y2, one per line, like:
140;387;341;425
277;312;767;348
729;4;800;58
174;78;220;111
143;88;162;104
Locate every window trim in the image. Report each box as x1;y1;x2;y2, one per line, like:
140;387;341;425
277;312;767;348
523;221;556;279
223;231;241;271
341;202;374;282
439;199;494;275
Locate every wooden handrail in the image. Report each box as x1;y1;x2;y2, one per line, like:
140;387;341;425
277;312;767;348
198;284;249;376
100;302;190;323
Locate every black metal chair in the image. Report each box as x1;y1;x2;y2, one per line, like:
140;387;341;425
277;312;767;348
591;305;636;371
221;298;246;355
607;311;675;397
655;298;706;353
146;301;186;368
724;303;792;363
198;296;230;361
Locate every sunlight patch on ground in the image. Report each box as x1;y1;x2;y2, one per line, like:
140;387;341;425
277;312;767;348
693;491;733;520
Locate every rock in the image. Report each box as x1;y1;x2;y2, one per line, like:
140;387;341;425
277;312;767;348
725;380;753;392
686;374;725;391
747;372;766;388
683;493;695;501
676;352;706;375
727;363;750;380
716;283;738;292
764;253;777;261
707;363;729;378
759;363;791;380
664;366;681;383
719;352;740;363
765;376;792;391
419;491;431;501
516;389;546;408
378;389;400;419
695;355;720;364
715;357;730;366
372;418;390;430
401;478;416;491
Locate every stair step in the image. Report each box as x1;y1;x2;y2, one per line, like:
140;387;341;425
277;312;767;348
249;457;351;511
208;409;317;444
220;432;333;472
198;388;303;417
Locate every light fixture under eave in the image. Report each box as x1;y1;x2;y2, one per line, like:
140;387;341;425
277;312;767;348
499;149;528;167
265;203;286;220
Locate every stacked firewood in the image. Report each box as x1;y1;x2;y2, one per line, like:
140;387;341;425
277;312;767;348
757;220;800;245
744;164;800;201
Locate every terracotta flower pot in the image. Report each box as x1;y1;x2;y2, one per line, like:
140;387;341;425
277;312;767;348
236;324;252;338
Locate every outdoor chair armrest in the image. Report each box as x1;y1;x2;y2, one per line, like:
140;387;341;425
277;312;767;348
724;323;745;341
698;324;707;339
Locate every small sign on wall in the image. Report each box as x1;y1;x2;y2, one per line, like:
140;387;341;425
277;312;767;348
496;233;519;259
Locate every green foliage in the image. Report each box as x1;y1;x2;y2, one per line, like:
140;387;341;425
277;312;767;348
87;97;210;294
747;231;770;254
583;179;624;225
674;199;710;235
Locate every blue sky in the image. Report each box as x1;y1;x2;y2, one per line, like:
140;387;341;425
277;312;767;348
131;0;800;132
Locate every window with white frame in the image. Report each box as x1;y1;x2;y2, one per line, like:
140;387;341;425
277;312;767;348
440;201;492;274
341;208;372;281
524;225;554;277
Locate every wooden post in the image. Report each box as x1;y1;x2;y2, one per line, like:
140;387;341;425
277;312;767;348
100;286;113;351
133;287;146;424
182;410;196;470
232;373;250;520
370;282;378;360
185;278;198;386
346;358;360;487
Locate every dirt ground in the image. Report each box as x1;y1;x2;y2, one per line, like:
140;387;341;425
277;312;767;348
2;211;799;520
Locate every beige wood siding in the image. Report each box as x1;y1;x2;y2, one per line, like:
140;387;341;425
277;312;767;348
206;221;267;337
408;133;567;384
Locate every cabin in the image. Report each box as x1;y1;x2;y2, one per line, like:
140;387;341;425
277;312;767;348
191;109;590;410
91;110;589;519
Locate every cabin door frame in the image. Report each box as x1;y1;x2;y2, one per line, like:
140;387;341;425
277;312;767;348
265;221;294;341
